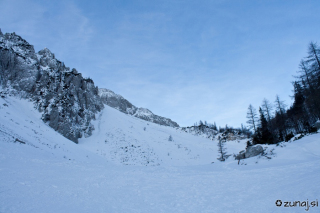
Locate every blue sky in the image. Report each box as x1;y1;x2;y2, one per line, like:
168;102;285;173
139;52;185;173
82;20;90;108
1;0;320;127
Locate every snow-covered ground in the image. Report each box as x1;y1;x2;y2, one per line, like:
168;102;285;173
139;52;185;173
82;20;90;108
1;96;319;212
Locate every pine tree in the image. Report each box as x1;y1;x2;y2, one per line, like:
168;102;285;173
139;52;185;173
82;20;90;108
254;107;273;144
274;95;288;139
286;82;307;133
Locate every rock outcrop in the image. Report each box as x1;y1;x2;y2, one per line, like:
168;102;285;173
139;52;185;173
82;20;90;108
245;145;264;158
99;88;179;127
0;31;103;143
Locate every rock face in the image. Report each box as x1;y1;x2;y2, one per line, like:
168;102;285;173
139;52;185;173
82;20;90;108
0;32;39;92
99;89;136;114
245;145;264;158
99;88;179;127
0;31;103;143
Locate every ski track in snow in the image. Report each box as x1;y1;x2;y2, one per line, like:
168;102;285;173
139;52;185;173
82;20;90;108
1;96;320;213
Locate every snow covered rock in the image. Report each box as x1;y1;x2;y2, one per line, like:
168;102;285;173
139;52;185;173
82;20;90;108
99;88;179;127
99;88;136;114
235;150;246;160
0;31;39;92
245;145;264;158
0;31;103;143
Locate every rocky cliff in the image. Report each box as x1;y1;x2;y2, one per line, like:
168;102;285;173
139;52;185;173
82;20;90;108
0;30;103;143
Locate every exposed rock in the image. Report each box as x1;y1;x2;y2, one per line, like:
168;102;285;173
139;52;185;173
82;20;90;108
235;150;246;160
245;145;264;158
99;88;179;127
99;88;136;114
0;31;103;143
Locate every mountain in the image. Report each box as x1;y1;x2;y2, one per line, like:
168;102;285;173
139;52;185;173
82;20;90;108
1;94;320;212
0;30;179;143
1;30;320;212
99;88;179;127
0;31;103;143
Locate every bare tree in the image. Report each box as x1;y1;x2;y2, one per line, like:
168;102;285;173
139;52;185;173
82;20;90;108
274;95;286;115
261;98;273;122
246;104;258;133
297;60;315;90
306;42;320;72
217;136;227;162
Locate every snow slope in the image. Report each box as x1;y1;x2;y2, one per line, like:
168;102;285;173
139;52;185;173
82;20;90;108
1;96;320;213
79;105;219;166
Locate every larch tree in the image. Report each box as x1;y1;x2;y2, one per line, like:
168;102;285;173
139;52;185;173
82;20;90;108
246;104;258;133
261;98;273;122
217;136;227;162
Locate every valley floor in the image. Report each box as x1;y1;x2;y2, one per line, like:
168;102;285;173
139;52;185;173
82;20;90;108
1;96;320;213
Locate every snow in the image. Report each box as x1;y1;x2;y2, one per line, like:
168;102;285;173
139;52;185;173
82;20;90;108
98;88;124;100
1;96;320;212
133;108;154;117
79;105;217;166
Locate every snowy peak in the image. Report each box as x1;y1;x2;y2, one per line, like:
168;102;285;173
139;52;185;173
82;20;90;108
37;47;68;73
98;88;179;127
0;31;37;62
135;108;153;117
38;47;56;62
99;88;137;114
99;88;124;99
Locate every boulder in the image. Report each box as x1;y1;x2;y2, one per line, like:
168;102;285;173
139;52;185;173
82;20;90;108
235;150;246;160
245;145;263;158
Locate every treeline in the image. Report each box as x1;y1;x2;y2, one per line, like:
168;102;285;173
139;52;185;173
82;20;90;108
192;120;251;137
247;42;320;144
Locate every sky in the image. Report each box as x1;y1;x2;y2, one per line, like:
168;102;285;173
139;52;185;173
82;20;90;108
1;0;320;128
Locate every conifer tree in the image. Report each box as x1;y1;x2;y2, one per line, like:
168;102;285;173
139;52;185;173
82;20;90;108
274;95;287;140
261;98;273;122
254;107;273;144
217;136;227;161
246;104;258;133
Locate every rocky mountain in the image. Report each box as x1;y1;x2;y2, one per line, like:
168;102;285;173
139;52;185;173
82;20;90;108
99;88;179;127
0;30;179;142
0;30;103;143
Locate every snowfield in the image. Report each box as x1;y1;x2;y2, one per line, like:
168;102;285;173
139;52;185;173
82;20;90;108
1;96;320;213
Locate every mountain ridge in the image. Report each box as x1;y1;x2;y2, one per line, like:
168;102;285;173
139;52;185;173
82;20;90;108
99;88;179;127
0;30;179;142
